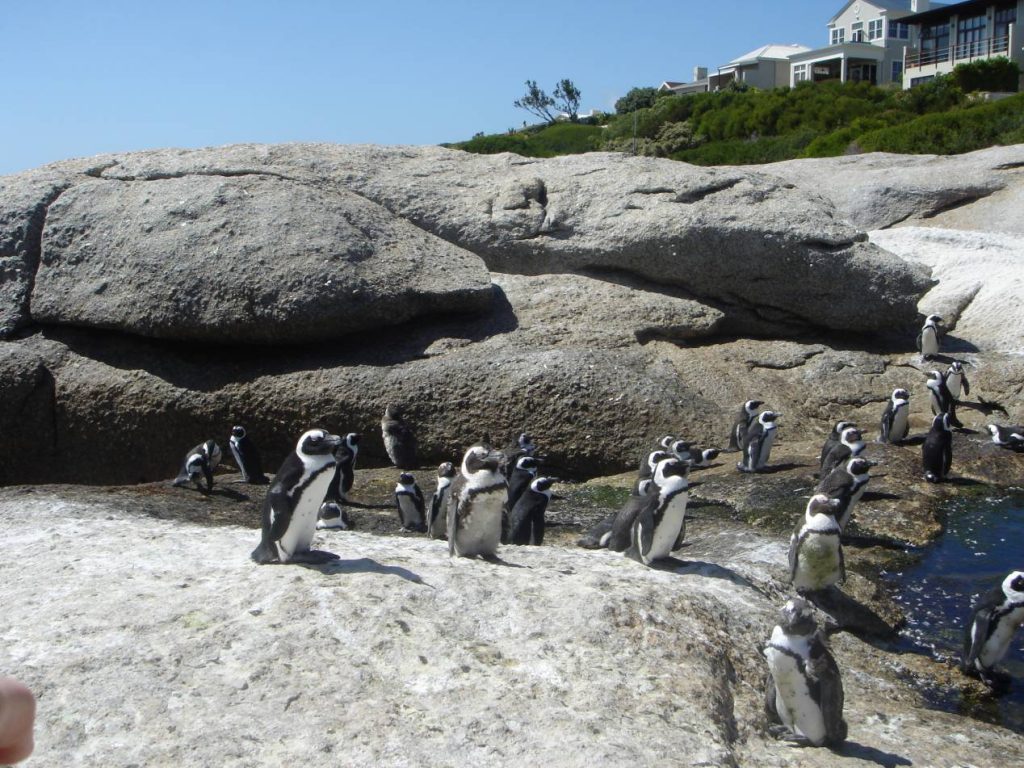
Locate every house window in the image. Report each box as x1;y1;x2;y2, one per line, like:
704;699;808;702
851;22;864;42
868;19;883;40
994;5;1016;48
891;59;903;83
831;27;845;45
911;75;935;87
920;22;950;65
889;21;909;40
793;63;808;82
957;14;987;59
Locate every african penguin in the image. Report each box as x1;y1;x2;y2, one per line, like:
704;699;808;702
820;427;865;477
394;472;427;532
599;474;664;553
504;432;538;478
317;432;360;531
381;405;417;469
251;428;342;565
728;400;763;452
819;421;856;468
172;440;222;493
427;461;457;540
737;410;780;473
229;426;267;484
816;457;872;532
789;494;845;593
987;424;1024;451
669;439;692;463
635;449;672;494
626;457;691;565
961;571;1024;690
504;476;556;546
878;389;910;445
926;370;962;428
945;360;970;399
916;314;943;361
922;412;953;483
507;455;540;513
447;445;507;558
763;597;847;747
688;447;721;468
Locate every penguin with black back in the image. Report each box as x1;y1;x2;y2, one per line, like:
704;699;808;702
820;426;865;477
819;421;856;468
504;432;537;478
789;494;845;594
763;597;847;747
916;314;943;361
816;457;872;532
172;440;222;493
505;476;557;546
251;428;342;565
879;389;911;444
727;400;763;452
394;472;427;532
427;461;457;539
961;571;1024;690
737;410;780;473
926;370;963;428
922;412;953;483
381;405;417;469
507;455;540;512
317;432;360;531
229;426;267;484
687;447;721;468
626;457;691;565
987;424;1024;451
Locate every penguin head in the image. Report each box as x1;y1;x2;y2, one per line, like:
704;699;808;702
702;448;721;462
892;388;910;403
925;314;943;327
636;479;654;496
806;493;841;518
516;456;540;474
518;432;536;451
654;457;690;484
203;440;222;465
398;472;416;486
834;420;856;435
840;426;862;445
462;445;504;475
932;413;952;432
437;461;456;479
384;404;404;420
669;440;691;459
987;424;1003;442
345;433;361;448
646;450;671;470
658;434;677;449
297;429;342;457
948;361;964;375
231;425;246;439
531;476;557;495
779;597;818;636
926;370;943;385
759;410;779;426
1004;571;1024;598
744;399;764;415
847;457;873;477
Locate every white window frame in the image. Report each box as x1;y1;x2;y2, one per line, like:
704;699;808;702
891;59;903;82
889;21;909;40
868;19;883;40
831;27;846;45
793;63;809;82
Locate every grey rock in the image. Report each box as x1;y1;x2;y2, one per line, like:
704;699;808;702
0;343;55;484
31;173;493;343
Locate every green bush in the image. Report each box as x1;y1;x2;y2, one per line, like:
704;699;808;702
614;87;661;114
950;57;1021;93
451;123;604;158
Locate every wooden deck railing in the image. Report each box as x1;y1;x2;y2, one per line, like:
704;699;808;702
905;34;1010;68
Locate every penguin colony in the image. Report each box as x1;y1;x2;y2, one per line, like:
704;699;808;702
168;312;1024;749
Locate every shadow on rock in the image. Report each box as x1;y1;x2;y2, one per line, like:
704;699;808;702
807;586;898;639
303;556;431;586
658;557;769;594
757;462;809;475
836;740;912;767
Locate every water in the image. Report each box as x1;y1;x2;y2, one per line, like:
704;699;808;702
885;491;1024;732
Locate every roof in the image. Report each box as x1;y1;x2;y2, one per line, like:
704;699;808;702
828;1;940;24
901;0;986;25
726;43;811;66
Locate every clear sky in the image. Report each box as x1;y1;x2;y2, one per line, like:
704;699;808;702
1;0;832;175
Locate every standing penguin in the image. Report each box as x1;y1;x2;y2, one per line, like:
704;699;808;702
668;439;692;463
916;314;943;361
987;424;1024;451
427;461;457;539
926;370;962;428
820;427;865;477
816;457;872;532
819;421;856;468
317;432;361;531
507;455;540;512
504;432;538;478
381;405;417;469
961;571;1024;690
789;494;845;593
727;400;763;452
447;445;507;558
738;411;780;473
505;476;556;545
626;458;691;565
394;472;427;533
250;429;342;565
229;426;268;484
763;597;847;747
922;412;953;483
945;360;970;399
878;389;911;445
172;440;222;493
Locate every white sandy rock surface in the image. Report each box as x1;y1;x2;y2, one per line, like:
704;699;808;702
2;492;1022;767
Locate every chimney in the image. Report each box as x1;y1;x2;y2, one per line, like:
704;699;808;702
694;66;709;81
910;1;930;11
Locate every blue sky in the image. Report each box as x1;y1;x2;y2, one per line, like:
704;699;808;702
1;0;831;175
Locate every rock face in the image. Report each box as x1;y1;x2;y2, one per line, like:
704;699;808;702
2;490;1021;767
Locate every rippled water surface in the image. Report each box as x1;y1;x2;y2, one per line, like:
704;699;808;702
886;492;1024;732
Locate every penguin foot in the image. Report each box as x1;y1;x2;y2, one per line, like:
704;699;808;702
979;668;1013;693
736;463;752;473
287;549;341;565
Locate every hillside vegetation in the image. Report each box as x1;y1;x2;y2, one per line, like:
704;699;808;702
450;59;1023;165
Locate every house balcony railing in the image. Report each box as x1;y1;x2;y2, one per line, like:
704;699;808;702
905;34;1010;68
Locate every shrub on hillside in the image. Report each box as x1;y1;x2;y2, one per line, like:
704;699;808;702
950;57;1020;93
614;87;661;114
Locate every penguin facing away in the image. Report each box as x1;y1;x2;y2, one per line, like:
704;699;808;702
172;440;222;493
447;445;507;558
251;429;342;565
916;314;943;361
789;494;845;593
922;412;953;483
926;370;962;428
626;458;690;565
505;476;556;546
987;424;1024;451
728;400;763;452
381;405;417;469
819;421;856;468
763;597;847;747
427;461;457;540
816;457;872;532
820;427;865;477
945;360;970;399
507;455;540;513
394;473;427;533
961;571;1024;690
317;433;361;531
738;410;780;473
878;389;910;444
504;432;538;478
229;426;268;484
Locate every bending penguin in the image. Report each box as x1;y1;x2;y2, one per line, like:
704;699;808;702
916;314;943;361
381;405;417;469
961;571;1024;690
738;410;780;473
317;432;361;531
504;476;557;546
626;457;691;565
728;399;763;452
816;457;872;532
394;472;427;533
878;389;910;444
251;428;342;565
789;494;845;594
763;597;847;747
172;440;222;493
819;426;864;478
427;461;457;539
926;370;963;428
987;424;1024;451
922;412;953;483
229;426;267;484
447;445;507;558
819;420;856;468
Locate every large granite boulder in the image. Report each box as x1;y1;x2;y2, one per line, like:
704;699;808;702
32;174;493;343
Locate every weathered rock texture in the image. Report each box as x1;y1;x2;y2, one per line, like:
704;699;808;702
2;490;1021;767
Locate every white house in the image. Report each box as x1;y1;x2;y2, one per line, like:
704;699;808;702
660;45;809;95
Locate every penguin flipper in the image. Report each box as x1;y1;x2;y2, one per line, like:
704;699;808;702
962;608;992;671
202;464;214;493
763;670;781;724
838;543;847;585
809;636;847;747
962;377;970;397
915;331;923;353
531;504;545;546
578;512;616;549
788;530;802;584
629;506;655;564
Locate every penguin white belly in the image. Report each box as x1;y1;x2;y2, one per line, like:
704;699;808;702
891;407;909;442
398;495;423;528
454;490;505;556
278;469;334;561
645;493;688;563
947;373;963;398
764;645;827;745
757;429;776;469
793;534;841;591
921;328;938;356
980;605;1024;668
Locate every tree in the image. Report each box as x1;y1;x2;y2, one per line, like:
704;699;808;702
614;86;660;114
554;79;582;122
514;80;557;124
